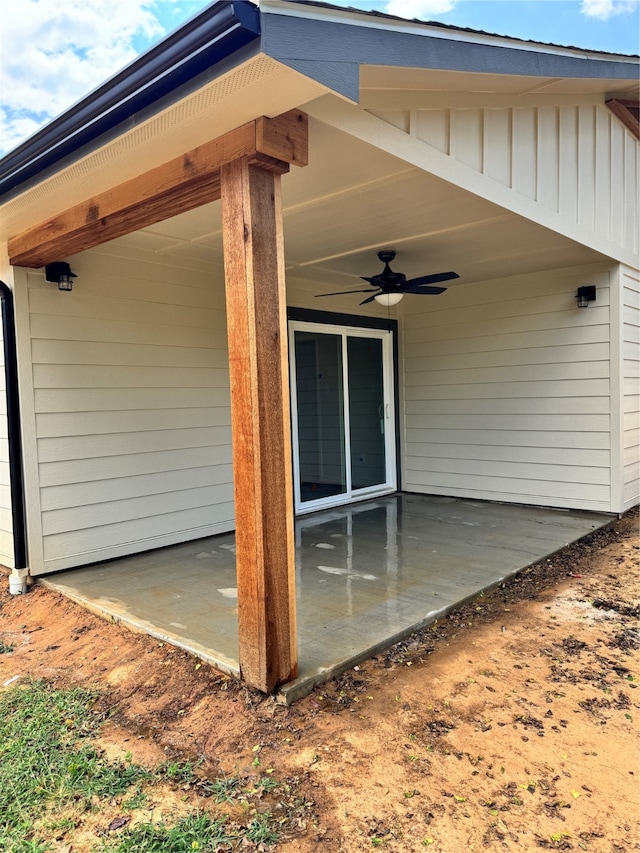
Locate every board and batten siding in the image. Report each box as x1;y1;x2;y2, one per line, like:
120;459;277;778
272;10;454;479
21;248;233;575
368;101;638;263
622;266;640;510
401;265;614;512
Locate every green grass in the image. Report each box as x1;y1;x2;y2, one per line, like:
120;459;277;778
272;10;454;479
204;775;244;804
99;813;234;852
0;679;301;851
157;759;199;785
0;680;147;851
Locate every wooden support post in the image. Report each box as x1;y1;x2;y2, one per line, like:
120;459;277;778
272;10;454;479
220;156;297;693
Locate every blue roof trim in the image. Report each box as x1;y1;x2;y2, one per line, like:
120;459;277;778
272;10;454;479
0;1;260;202
262;13;639;86
280;0;639;59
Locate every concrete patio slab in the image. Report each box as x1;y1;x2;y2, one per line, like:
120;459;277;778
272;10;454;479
40;494;613;702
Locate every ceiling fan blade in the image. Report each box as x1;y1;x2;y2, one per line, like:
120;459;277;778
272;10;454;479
315;288;377;297
403;271;459;287
401;285;448;295
359;294;378;305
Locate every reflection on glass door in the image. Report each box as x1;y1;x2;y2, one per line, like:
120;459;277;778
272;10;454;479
290;322;396;513
294;331;346;503
348;336;386;490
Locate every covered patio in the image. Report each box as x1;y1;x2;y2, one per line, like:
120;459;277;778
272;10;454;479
1;0;636;700
40;495;612;702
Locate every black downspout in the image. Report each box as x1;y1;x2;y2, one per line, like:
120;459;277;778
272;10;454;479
0;281;27;570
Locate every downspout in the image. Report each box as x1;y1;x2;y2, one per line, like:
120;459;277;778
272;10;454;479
0;281;28;592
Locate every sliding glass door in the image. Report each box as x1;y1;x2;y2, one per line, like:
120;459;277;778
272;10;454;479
289;321;396;513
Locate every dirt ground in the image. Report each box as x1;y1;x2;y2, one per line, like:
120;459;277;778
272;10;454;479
1;508;638;853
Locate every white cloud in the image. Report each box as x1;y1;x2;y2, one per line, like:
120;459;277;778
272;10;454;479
384;0;458;19
581;0;639;20
0;111;43;156
0;0;175;155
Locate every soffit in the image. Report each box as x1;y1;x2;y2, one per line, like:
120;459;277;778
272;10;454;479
360;66;640;103
0;55;324;244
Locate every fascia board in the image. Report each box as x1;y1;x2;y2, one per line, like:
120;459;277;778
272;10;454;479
260;9;639;89
262;0;639;62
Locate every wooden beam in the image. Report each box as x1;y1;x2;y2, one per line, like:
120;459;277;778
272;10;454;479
256;110;308;167
221;156;297;693
9;110;308;268
606;99;640;140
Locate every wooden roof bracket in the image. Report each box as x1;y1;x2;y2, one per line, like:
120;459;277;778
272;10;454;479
606;98;640;140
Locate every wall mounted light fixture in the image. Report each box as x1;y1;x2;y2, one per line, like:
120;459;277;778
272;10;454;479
576;285;596;308
45;262;76;292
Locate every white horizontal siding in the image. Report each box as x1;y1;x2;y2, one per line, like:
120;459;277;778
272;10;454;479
404;428;609;451
34;387;231;413
35;406;230;438
373;102;638;260
40;445;231;486
405;441;609;468
40;465;233;511
622;268;640;509
32;339;222;367
42;482;232;535
43;506;234;563
37;426;230;463
26;251;233;574
401;266;613;512
33;364;229;388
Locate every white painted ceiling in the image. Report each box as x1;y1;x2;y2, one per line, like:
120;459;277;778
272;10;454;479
107;113;608;298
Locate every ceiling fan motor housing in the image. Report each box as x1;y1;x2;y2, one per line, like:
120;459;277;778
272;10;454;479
374;251;406;289
314;250;457;304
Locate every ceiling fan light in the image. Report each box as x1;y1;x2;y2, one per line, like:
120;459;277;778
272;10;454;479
374;292;403;306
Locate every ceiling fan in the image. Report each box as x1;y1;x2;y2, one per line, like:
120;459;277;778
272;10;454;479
315;250;459;306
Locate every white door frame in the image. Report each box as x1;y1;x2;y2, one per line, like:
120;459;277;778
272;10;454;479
289;319;397;515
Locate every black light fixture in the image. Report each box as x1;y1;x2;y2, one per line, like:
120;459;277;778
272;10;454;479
576;285;596;308
45;261;76;292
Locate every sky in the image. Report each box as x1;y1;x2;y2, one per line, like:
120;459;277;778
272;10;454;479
0;0;638;158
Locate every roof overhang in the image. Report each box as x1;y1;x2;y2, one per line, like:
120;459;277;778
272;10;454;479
261;0;639;102
0;0;637;288
1;0;638;212
0;0;261;203
0;54;326;245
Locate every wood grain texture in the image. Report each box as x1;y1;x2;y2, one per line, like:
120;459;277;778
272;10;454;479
606;99;640;140
221;156;296;693
9;112;308;268
256;109;308;167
